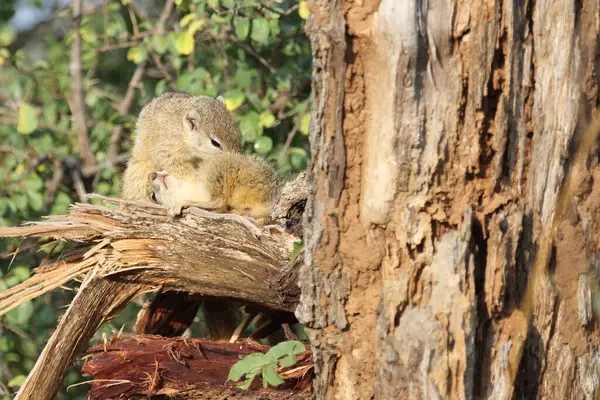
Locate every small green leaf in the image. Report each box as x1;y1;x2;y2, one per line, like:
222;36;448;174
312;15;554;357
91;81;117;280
290;148;309;170
188;20;205;35
300;113;311;135
235;18;250;40
11;266;31;282
0;24;16;46
222;90;245;111
290;240;304;264
254;136;273;154
127;47;148;64
251;18;270;43
227;353;269;382
240;112;262;142
262;362;285;387
7;375;26;388
151;35;168;55
279;353;297;367
221;0;235;9
17;102;38;135
5;301;34;327
237;374;256;390
180;13;196;28
176;31;195;55
27;191;44;211
259;111;276;128
298;1;310;19
0;48;9;65
155;79;167;95
265;340;305;362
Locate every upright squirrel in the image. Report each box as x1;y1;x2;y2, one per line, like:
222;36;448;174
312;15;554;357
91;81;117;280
122;92;247;341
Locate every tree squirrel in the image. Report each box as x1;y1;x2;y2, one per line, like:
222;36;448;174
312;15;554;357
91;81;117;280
121;92;243;203
151;152;280;220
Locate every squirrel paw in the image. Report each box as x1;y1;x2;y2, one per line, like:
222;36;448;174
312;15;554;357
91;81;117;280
167;204;184;218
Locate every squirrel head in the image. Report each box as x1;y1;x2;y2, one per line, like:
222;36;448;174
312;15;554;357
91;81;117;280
182;95;243;156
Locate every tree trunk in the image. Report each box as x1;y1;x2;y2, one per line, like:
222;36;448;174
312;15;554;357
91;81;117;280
299;0;600;399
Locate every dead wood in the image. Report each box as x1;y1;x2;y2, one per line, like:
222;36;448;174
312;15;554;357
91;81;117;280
0;173;306;400
0;195;298;316
80;335;313;399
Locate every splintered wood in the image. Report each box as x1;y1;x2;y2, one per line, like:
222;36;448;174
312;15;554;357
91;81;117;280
0;194;299;315
81;335;312;400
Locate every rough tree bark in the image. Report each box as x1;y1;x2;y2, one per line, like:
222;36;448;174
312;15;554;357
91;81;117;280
298;0;600;399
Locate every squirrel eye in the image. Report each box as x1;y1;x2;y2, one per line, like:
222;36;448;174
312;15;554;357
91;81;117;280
210;138;222;149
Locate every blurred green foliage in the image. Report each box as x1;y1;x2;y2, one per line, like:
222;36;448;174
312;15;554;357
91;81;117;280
0;0;311;398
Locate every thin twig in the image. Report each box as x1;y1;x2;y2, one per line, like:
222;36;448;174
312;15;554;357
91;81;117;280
228;35;276;73
81;152;131;177
150;52;176;88
280;112;303;161
106;61;146;162
46;158;64;210
69;0;95;169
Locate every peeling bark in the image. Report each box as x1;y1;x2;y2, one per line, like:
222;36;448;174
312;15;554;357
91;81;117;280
300;0;600;398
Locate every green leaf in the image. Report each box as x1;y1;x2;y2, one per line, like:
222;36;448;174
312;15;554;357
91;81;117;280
279;353;297;367
265;340;305;362
251;18;270;43
11;266;30;282
5;301;34;327
17;102;38;135
246;93;262;110
240;111;262;142
151;35;168;55
237;374;256;390
127;47;148;64
298;1;310;19
222;90;245;111
42;102;57;126
290;240;304;264
262;362;285;387
19;338;38;358
155;79;167;96
259;111;276;128
254;136;273;154
27;191;43;211
235;18;250;40
180;13;196;28
290;148;309;170
228;353;269;382
0;24;16;46
175;31;195;55
222;0;235;9
188;20;205;35
0;48;9;65
24;174;43;192
7;375;26;388
300;113;311;135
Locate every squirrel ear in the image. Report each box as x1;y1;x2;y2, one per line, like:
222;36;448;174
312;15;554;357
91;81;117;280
216;95;225;105
183;109;201;132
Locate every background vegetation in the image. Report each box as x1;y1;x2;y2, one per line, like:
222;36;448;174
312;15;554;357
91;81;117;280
0;0;311;398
